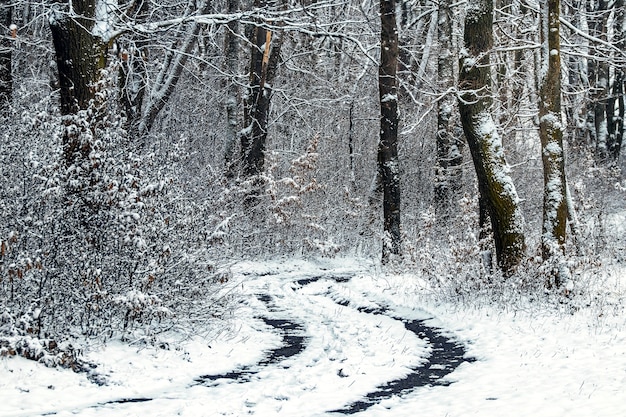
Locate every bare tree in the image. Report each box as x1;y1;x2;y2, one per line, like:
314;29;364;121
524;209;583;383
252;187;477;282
137;0;212;135
118;0;150;135
563;0;587;146
240;0;283;178
539;0;568;285
587;0;611;159
379;0;401;262
223;0;241;177
607;0;624;160
434;0;462;221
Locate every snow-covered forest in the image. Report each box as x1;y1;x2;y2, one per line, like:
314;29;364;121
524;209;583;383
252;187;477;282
1;0;625;415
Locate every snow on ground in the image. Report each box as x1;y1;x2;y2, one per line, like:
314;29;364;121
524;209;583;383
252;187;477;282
346;267;626;417
1;257;626;417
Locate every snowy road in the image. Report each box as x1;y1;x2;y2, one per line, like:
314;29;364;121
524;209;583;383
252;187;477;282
193;274;471;414
1;260;474;417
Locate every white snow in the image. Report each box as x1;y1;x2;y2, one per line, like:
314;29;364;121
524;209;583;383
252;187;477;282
380;94;397;103
544;141;562;155
540;112;563;132
93;0;116;41
2;257;626;417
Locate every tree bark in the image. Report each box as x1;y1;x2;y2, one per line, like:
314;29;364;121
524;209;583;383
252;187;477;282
223;0;241;178
49;0;107;165
458;0;526;274
50;1;106;116
539;0;567;277
241;0;283;178
0;2;11;111
608;0;624;160
379;0;401;262
434;0;462;222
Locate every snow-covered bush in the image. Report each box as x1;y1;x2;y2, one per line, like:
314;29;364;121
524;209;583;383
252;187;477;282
0;308;86;370
216;134;345;258
0;66;235;354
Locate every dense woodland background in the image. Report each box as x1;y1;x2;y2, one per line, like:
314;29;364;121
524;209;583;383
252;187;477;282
0;0;624;365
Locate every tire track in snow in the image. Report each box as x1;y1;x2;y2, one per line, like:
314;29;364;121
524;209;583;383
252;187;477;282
296;276;473;414
195;293;306;386
90;294;306;410
329;304;471;414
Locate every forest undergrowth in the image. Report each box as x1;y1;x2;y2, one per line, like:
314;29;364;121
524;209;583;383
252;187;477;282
405;152;625;324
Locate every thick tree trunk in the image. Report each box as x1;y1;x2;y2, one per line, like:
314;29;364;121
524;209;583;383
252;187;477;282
50;1;106;116
242;24;271;177
539;0;567;279
379;0;401;262
0;3;11;111
458;0;526;274
49;0;107;164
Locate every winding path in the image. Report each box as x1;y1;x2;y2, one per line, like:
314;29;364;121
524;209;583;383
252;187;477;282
47;273;473;416
195;294;307;386
195;275;473;414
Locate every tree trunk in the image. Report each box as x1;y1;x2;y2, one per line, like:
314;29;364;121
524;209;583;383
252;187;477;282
608;0;624;160
118;0;150;136
539;0;567;281
434;0;462;222
241;0;283;178
119;49;147;135
586;0;611;159
611;71;625;160
118;1;210;137
49;0;107;164
458;0;526;274
494;0;512;127
564;0;586;146
379;0;401;262
139;7;207;135
0;2;11;111
50;1;106;116
223;0;241;178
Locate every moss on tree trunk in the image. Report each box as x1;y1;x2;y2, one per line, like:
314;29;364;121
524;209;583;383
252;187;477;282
458;0;526;274
539;0;568;286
